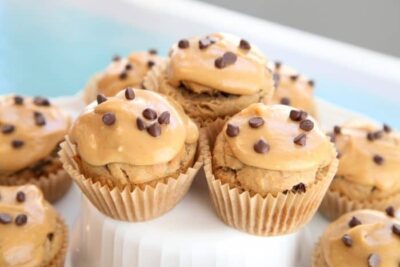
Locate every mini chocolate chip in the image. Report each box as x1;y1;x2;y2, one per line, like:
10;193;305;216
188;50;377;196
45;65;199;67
239;39;251;50
214;57;226;69
294;133;307;146
275;61;282;69
292;183;306;193
199;38;211;49
125;63;132;70
367;253;380;267
148;49;157;55
308;80;315;87
367;132;375;141
33;96;50;106
136;118;145;131
348;216;362;228
342;234;353;247
11;140;24;149
373;154;384;165
142;108;157;121
47;232;54;241
373;130;383;139
223;52;237;65
226;124;240;137
102;112;116;126
300;119;314;131
289;110;307;121
14;95;24;105
16;191;26;203
158;111;170;124
282;189;289;195
124;88;135;100
15;214;28;226
33;111;46;126
392;224;400;236
147;122;161;137
333;126;341;135
97;94;107;104
383;123;392;133
1;124;15;134
119;72;128;80
290;75;298;81
248;117;264;128
386;206;395;217
253;139;269;154
147;60;155;68
112;55;121;61
0;213;12;224
280;97;291;105
178;39;190;49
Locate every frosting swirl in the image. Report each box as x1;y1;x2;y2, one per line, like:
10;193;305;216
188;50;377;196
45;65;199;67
0;185;57;267
70;88;199;166
167;33;273;96
321;209;400;267
0;95;70;174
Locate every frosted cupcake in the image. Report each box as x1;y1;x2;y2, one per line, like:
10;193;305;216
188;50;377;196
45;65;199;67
0;185;68;267
313;209;400;267
320;121;400;220
83;50;164;103
144;33;275;124
0;95;72;202
201;103;338;235
60;88;201;221
267;61;317;117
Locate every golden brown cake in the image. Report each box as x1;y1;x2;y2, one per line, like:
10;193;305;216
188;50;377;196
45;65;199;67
320;121;400;220
266;61;317;117
0;95;72;202
201;103;338;235
144;33;275;124
0;185;68;267
60;88;202;221
313;209;400;267
83;50;164;103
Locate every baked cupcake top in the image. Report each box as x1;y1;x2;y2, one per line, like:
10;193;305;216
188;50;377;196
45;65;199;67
97;50;164;97
320;209;400;267
0;185;58;267
0;95;70;173
70;88;199;166
268;61;317;117
167;32;272;96
331;121;400;192
223;103;333;170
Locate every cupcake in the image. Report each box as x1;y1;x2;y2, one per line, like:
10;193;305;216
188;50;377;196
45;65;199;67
60;88;202;221
201;103;338;235
144;33;275;124
320;121;400;220
83;50;164;103
313;209;400;267
0;95;72;202
266;61;317;117
0;185;68;267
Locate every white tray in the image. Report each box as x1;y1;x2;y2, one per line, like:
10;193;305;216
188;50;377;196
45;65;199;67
52;95;369;267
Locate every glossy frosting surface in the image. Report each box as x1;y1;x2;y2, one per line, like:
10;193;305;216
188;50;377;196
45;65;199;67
70;89;198;166
0;95;70;173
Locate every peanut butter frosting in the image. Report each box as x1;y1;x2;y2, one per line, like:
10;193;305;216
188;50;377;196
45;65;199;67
70;88;199;166
320;209;400;267
0;95;71;174
267;62;317;117
223;103;334;171
332;121;400;194
167;33;274;96
0;185;57;267
97;51;164;97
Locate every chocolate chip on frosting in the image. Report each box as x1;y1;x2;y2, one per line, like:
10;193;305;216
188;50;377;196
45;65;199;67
11;140;24;149
14;95;24;105
373;154;384;165
253;139;269;154
373;130;383;140
199;38;212;49
33;97;50;107
16;191;26;203
1;124;15;134
289;110;307;122
392;224;400;236
147;60;155;68
143;108;157;121
292;183;306;193
158;111;170;124
348;216;362;228
383;123;392;133
124;88;135;100
136;118;145;131
147;122;161;137
386;206;395;217
47;232;54;241
125;63;132;70
300;119;314;132
33;111;46;126
97;94;108;104
102;112;116;126
178;39;190;49
333;126;341;135
148;48;158;55
367;132;375;141
226;124;240;137
215;52;237;69
239;39;251;50
367;253;380;267
294;133;306;146
15;214;28;226
248;117;264;128
119;72;128;80
0;213;12;224
290;75;298;81
342;234;353;247
280;97;291;105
